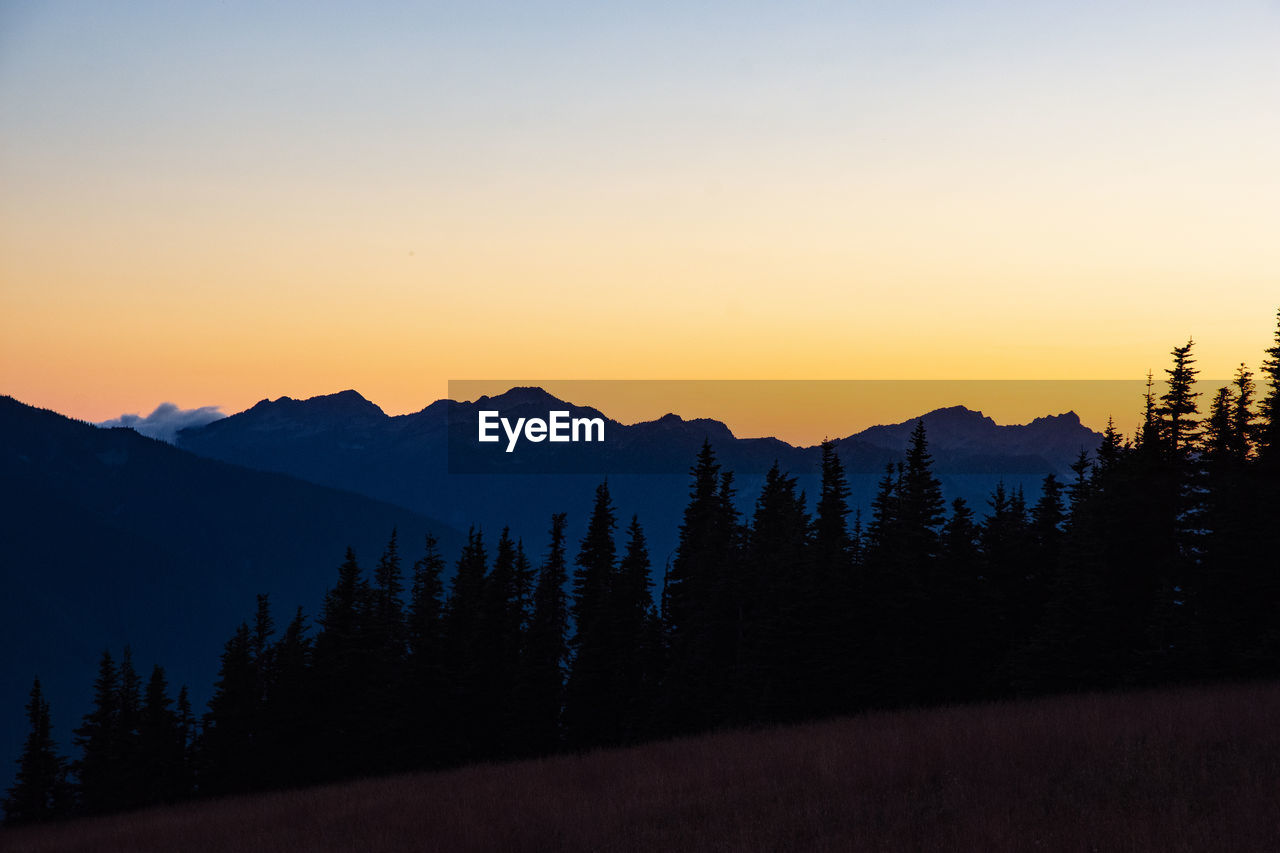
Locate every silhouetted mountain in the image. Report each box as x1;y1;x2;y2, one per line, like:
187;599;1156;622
174;387;1102;580
849;406;1101;474
0;395;462;789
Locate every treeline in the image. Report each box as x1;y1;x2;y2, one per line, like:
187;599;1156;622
6;312;1280;825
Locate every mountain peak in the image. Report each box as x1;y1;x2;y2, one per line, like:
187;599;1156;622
484;386;566;407
1028;411;1082;427
208;390;386;435
922;405;994;424
293;390;385;419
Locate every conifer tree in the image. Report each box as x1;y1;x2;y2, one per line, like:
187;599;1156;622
72;650;120;815
979;481;1027;686
477;527;526;756
201;623;258;794
406;533;446;766
900;421;946;558
366;531;408;770
408;534;446;664
1202;386;1237;464
370;529;407;663
114;646;143;808
1160;339;1201;462
664;442;721;643
263;606;313;786
893;422;947;700
812;440;852;571
1066;450;1093;515
1031;474;1066;559
611;516;660;743
747;463;813;717
565;483;620;747
1232;364;1257;458
137;666;185;806
1259;309;1280;464
443;528;488;760
662;441;741;732
520;514;570;755
312;548;375;778
315;548;368;669
865;463;900;553
571;481;617;635
3;678;69;825
937;498;986;700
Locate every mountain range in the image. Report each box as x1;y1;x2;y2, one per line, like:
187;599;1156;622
173;387;1102;557
0;396;461;789
1;387;1100;789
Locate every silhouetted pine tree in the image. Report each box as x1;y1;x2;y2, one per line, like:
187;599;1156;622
662;441;741;732
262;607;314;787
3;678;70;825
610;516;660;743
859;462;901;703
136;666;186;805
810;442;857;714
937;497;990;701
746;463;813;719
312;548;375;778
477;527;526;756
443;528;488;760
407;533;447;766
1255;309;1280;465
200;623;258;794
812;440;853;573
519;514;570;755
1243;310;1280;668
72;650;120;815
856;423;946;703
564;482;619;748
1137;340;1207;681
865;463;900;554
1160;340;1202;460
366;531;408;771
978;481;1029;691
111;647;144;809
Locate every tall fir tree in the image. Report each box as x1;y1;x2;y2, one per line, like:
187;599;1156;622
4;678;69;825
367;531;408;771
746;463;813;718
610;516;660;744
520;514;570;756
662;441;742;733
72;650;120;815
137;666;186;806
114;646;143;808
1259;309;1280;465
201;623;259;794
263;606;314;787
564;482;619;748
1160;339;1202;461
443;528;488;760
407;533;447;766
477;527;526;756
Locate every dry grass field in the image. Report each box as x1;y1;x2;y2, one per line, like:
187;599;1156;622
6;680;1280;852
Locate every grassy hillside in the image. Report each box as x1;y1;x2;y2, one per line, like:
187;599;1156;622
6;680;1279;852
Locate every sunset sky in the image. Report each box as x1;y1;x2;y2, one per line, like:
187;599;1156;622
2;1;1277;442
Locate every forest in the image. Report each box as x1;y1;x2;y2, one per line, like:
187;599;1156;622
5;310;1279;826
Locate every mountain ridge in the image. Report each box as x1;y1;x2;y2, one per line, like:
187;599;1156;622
0;395;463;795
178;387;1098;457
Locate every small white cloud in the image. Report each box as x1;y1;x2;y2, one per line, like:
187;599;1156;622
98;403;226;444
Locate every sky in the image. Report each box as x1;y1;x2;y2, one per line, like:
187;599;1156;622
2;0;1277;443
